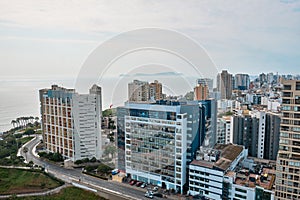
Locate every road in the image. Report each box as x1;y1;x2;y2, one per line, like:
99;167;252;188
21;136;165;200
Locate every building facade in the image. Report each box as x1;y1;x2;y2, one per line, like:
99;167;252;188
194;84;209;101
196;78;214;92
217;116;232;144
189;144;276;200
149;80;163;101
231;110;280;160
275;80;300;199
128;80;163;102
128;80;150;102
189;144;247;199
39;84;102;161
235;74;250;90
117;101;201;193
217;70;233;100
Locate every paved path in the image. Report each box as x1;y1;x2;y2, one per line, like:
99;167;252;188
0;182;69;199
20;136;164;200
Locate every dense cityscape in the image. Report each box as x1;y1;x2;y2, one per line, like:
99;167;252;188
1;1;300;200
1;70;298;199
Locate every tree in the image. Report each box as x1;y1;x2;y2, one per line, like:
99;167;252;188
52;152;63;162
24;128;35;135
29;116;34;124
97;163;112;175
104;145;116;158
11;120;17;128
35;117;39;122
16;118;20;128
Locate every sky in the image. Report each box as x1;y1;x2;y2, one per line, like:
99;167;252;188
0;0;300;80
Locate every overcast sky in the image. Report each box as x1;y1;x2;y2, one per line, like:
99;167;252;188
0;0;300;80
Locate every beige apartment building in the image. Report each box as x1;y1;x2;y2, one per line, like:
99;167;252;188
275;79;300;199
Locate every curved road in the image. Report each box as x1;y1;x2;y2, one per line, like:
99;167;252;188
21;136;164;200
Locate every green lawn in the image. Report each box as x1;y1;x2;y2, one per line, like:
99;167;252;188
18;187;106;200
0;168;62;195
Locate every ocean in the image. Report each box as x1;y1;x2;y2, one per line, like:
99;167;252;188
0;75;196;133
0;77;74;132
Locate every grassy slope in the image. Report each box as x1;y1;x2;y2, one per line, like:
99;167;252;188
0;168;61;195
18;187;105;200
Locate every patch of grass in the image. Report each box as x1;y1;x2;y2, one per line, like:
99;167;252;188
18;187;106;200
0;168;62;195
18;137;34;145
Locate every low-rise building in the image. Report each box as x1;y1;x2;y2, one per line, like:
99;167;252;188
189;144;247;199
188;144;276;200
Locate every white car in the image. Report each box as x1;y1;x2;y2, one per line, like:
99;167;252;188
141;183;147;188
145;191;153;199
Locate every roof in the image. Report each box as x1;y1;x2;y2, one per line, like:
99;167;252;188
191;144;244;171
190;160;214;169
214;144;244;162
233;167;276;190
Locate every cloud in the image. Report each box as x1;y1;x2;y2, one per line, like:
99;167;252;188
0;0;300;75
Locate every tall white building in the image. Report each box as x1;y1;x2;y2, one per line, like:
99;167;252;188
217;116;232;144
39;84;102;161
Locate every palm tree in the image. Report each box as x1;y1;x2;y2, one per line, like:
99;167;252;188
29;116;34;124
35;117;39;122
24;117;29;127
16;118;20;128
11;120;16;128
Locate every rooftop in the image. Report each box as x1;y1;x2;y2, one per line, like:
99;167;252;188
190;159;214;169
231;167;276;190
214;144;244;162
191;144;244;171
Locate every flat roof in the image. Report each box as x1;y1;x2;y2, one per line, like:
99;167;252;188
229;167;276;190
190;160;214;169
214;144;243;162
191;144;244;171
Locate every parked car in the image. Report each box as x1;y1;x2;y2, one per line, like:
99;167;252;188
129;180;137;185
111;169;120;175
153;186;159;191
145;191;154;199
141;182;147;188
136;181;143;187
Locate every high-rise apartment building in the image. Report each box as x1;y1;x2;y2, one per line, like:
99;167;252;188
231;110;280;160
265;112;281;160
128;80;150;102
128;80;163;102
149;80;163;100
194;84;209;100
217;70;233;99
217;116;232;144
39;85;102;161
275;80;300;199
196;78;214;92
199;100;217;148
235;73;250;90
